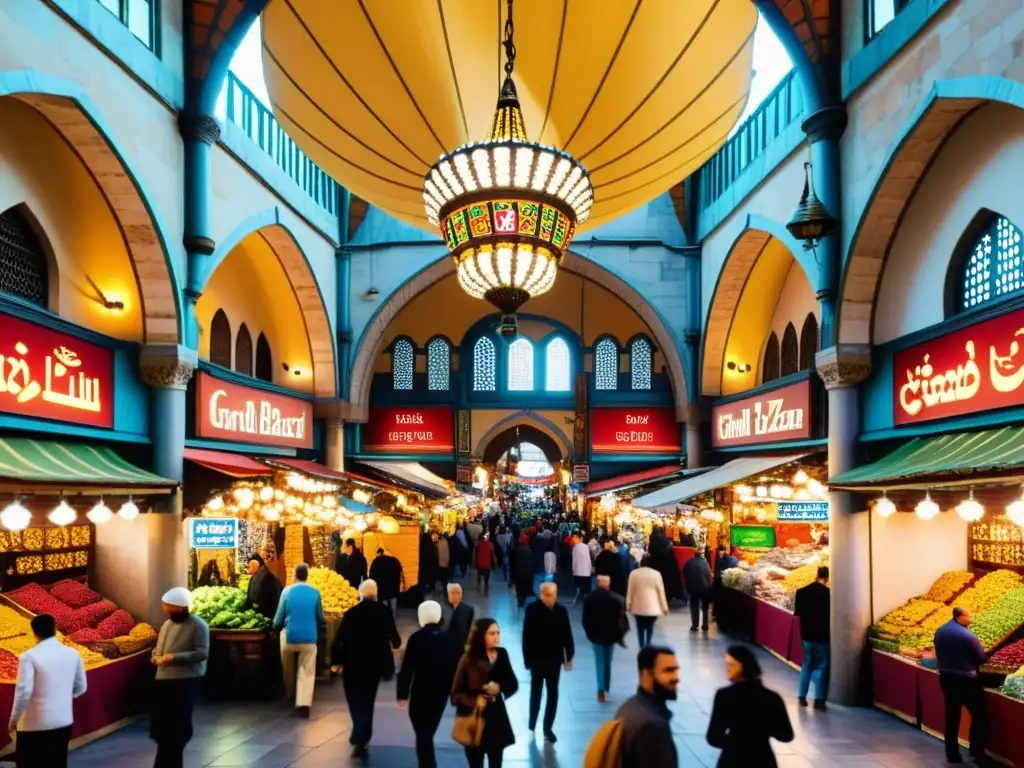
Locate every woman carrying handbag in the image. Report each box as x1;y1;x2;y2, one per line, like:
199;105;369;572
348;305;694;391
450;618;519;767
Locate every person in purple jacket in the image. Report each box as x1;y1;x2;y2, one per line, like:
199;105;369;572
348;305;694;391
933;606;989;764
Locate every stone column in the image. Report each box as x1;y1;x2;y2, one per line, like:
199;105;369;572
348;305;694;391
685;404;704;470
315;401;352;473
815;344;872;705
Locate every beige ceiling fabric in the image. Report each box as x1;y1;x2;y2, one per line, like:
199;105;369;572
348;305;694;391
262;0;756;231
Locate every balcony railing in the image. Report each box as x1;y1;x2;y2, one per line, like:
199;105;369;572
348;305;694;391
697;70;804;211
225;73;339;216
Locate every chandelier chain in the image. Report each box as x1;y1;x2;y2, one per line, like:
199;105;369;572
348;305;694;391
503;0;516;77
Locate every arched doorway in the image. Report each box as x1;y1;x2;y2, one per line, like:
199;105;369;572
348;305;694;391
481;425;564;469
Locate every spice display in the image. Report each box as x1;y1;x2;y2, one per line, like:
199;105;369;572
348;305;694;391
96;610;135;640
719;543;829;611
923;571;974;603
306;567;359;620
283;524;303;585
8;583;73;620
988;638;1024;671
0;649;19;682
69;628;104;644
14;555;43;575
49;579;102;608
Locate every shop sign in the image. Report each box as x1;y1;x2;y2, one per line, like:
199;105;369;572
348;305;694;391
712;380;812;448
590;407;680;453
777;500;829;522
195;372;313;449
363;406;454;452
189;518;238;549
0;313;114;428
573;463;590;484
730;525;778;548
894;305;1024;424
456;464;473;484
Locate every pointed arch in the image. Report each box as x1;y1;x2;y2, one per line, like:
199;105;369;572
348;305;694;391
255;332;273;382
427;336;451;391
594;336;619;391
473;410;573;462
209;309;232;368
0;206;51;309
473;336;496;392
508;338;535;391
762;332;780;383
799;313;818;371
391;336;414;390
235;323;253;376
780;323;799;376
630;336;653;390
545;337;571;392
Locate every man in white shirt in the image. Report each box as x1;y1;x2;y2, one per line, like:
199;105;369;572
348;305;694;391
572;535;594;604
8;613;87;767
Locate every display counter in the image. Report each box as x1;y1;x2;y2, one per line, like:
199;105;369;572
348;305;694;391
715;586;801;668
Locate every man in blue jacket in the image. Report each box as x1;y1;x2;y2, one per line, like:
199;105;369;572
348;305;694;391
934;606;989;764
274;563;325;718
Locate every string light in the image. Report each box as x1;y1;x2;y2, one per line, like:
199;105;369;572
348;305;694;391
874;493;896;518
954;489;984;522
259;485;275;503
87;498;112;524
1;499;31;531
793;469;809;485
117;497;140;521
352;489;372;505
48;498;77;527
1006;487;1024;527
915;493;940;521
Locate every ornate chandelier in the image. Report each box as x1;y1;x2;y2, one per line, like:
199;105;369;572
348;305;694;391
422;0;593;337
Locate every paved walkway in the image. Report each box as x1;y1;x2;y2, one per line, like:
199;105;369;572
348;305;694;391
67;572;953;767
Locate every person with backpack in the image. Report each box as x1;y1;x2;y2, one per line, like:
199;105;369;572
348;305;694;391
584;645;680;768
582;575;629;702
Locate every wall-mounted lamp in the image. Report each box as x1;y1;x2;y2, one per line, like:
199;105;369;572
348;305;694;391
85;276;125;313
726;360;751;373
364;286;380;299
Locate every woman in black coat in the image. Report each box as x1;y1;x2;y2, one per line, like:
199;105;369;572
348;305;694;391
451;618;519;768
706;645;794;767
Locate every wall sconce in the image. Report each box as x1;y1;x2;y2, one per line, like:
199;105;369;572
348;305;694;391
85;276;125;313
103;298;125;312
726;360;751;373
282;362;304;377
364;286;380;299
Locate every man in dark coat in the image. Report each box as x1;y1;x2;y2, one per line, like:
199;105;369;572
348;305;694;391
511;534;535;607
245;554;282;619
418;531;439;597
522;582;574;743
369;547;404;615
683;551;713;632
396;600;461;768
794;566;831;710
616;645;680;768
331;579;401;760
445;583;475;650
582;574;629;701
595;539;626;596
712;545;740;620
341;538;368;587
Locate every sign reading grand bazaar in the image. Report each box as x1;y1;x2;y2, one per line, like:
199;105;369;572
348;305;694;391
711;379;812;448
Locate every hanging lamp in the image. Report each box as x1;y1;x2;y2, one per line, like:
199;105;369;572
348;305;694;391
786;162;838;249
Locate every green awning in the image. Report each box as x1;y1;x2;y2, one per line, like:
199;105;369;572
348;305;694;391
0;438;177;491
830;427;1024;490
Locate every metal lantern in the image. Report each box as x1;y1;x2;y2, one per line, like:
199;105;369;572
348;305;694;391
786;162;838;247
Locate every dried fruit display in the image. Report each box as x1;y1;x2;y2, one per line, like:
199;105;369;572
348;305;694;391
45;528;70;550
74;600;117;628
70;526;90;547
50;579;102;608
306;567;359;620
22;529;43;551
971;588;1024;651
96;610;135;640
987;638;1024;671
112;634;156;654
7;583;73;620
0;649;19;681
923;571;974;603
15;555;43;575
73;551;88;567
783;563;822;591
955;570;1022;617
68;628;104;644
876;599;946;633
59;635;105;666
129;623;157;641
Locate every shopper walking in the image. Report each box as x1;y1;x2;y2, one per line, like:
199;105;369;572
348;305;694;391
595;539;625;596
511;534;534;607
522;582;573;742
626;556;669;648
7;614;86;768
683;550;712;632
149;587;209;768
369;547;404;615
245;553;282;619
273;562;325;717
572;535;593;604
342;538;368;587
331;579;402;760
582;575;628;702
451;619;519;768
793;565;830;709
934;606;989;764
420;532;440;597
475;534;495;596
712;545;739;621
495;527;512;581
446;583;476;650
706;645;793;767
437;533;452;587
396;601;462;768
611;645;680;768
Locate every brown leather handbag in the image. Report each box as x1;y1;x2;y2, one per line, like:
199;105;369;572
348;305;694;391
451;695;487;747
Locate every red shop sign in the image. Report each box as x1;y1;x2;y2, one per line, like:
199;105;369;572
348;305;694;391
195;371;313;449
363;406;454;452
894;304;1024;425
590;407;681;453
0;313;114;428
712;379;812;448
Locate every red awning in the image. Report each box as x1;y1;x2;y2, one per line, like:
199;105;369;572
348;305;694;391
184;448;271;478
584;465;685;497
265;457;348;483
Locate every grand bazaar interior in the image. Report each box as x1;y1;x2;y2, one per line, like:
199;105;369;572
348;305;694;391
2;0;1024;766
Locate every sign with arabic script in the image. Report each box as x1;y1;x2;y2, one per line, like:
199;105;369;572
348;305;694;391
777;501;830;522
363;407;454;452
712;379;812;448
590;407;680;453
196;371;313;448
0;313;114;428
188;518;238;549
894;306;1024;424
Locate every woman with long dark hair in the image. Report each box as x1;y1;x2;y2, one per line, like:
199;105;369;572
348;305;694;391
706;645;794;767
450;618;519;767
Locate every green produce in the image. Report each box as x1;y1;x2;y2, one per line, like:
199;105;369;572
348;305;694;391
1003;665;1024;701
971;587;1024;651
191;586;271;631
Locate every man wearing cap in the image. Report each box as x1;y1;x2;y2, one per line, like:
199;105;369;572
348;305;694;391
150;586;209;768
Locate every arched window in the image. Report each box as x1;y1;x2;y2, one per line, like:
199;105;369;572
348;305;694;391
427;337;450;391
508;338;534;391
235;324;253;377
0;208;49;308
781;323;799;377
799;314;818;372
209;309;232;368
391;337;414;390
545;338;571;391
595;338;618;390
255;333;273;382
630;337;652;390
763;332;780;383
960;216;1024;311
473;336;496;391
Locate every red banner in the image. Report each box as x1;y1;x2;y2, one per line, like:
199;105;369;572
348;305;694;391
711;379;812;448
590;407;680;453
195;372;313;449
0;313;114;428
363;406;454;452
894;305;1024;424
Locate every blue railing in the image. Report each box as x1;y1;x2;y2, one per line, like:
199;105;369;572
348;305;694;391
697;70;805;210
225;73;339;216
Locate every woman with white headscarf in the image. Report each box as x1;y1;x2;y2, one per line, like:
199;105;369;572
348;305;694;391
396;601;462;767
149;586;209;768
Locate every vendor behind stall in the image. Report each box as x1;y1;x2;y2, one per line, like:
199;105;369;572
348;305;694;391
247;554;282;619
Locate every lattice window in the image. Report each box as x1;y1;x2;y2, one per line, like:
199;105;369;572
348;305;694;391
0;208;48;308
595;338;618;390
235;324;253;377
763;332;780;383
961;216;1024;311
473;336;496;391
508;338;534;391
630;338;652;390
255;333;273;382
799;314;818;372
209;309;232;368
392;338;414;390
545;338;571;391
427;337;450;391
781;323;799;377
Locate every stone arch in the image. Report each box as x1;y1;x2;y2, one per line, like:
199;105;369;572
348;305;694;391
349;251;690;421
838;77;1024;346
204;207;337;398
0;70;183;343
473;410;573;463
701;214;817;395
481;425;564;468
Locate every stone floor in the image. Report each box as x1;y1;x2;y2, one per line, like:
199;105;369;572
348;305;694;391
64;572;955;767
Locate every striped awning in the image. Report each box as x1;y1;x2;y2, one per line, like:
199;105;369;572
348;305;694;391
184;448;271;478
0;438;176;490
